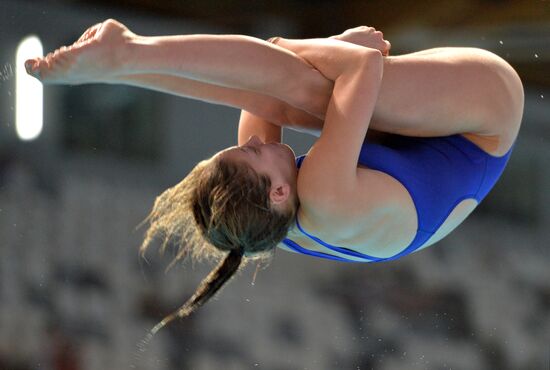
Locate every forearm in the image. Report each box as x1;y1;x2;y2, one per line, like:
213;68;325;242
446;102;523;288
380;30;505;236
123;34;332;111
238;110;282;146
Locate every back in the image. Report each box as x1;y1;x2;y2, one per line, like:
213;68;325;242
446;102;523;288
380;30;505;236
281;134;514;262
282;145;418;262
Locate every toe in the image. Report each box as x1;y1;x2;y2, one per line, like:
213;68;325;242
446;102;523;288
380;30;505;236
25;59;35;74
24;59;44;79
30;58;48;80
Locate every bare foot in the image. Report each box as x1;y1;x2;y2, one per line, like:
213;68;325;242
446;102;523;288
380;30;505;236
25;19;135;85
330;26;391;56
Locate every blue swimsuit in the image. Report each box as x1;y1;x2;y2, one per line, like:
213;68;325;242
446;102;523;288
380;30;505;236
282;134;514;263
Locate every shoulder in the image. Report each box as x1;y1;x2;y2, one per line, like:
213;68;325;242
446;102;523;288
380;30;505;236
296;161;405;234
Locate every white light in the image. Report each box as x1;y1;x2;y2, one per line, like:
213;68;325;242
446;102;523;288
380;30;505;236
16;36;43;141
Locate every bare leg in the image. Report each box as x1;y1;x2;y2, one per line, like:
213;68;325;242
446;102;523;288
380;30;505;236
25;19;331;115
23;22;385;131
24;20;521;154
273;36;523;154
114;73;297;125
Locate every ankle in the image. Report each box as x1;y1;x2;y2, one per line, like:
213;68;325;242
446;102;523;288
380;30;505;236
107;34;144;82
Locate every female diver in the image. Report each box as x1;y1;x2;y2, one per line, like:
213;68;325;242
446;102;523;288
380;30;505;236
25;19;524;334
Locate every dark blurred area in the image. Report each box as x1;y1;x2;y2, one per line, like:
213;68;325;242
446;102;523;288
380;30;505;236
0;0;549;369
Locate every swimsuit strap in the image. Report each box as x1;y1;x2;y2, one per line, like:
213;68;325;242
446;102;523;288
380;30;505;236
294;214;387;262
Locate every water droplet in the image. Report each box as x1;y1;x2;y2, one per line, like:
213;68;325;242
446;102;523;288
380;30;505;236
132;331;155;367
499;40;503;45
0;63;14;82
541;95;544;99
245;298;250;302
534;53;539;58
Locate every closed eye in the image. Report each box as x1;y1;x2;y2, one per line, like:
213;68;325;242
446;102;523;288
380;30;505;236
242;146;260;155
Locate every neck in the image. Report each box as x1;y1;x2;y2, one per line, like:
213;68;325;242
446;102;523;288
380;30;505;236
284;208;301;240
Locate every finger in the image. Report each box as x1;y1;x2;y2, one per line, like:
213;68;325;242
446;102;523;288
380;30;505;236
384;40;391;54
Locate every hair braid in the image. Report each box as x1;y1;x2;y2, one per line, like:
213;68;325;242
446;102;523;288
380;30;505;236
149;247;244;336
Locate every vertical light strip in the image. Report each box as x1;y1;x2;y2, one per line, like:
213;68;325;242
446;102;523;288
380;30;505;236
16;36;43;141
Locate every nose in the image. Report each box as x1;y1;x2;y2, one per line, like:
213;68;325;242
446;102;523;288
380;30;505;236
247;135;263;146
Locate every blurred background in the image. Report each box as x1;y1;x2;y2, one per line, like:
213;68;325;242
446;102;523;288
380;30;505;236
0;0;549;369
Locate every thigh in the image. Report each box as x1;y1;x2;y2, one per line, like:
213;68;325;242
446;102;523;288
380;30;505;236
369;47;523;154
281;47;523;155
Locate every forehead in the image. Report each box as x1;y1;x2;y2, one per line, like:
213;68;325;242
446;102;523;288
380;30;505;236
216;146;257;167
217;146;271;178
217;146;247;160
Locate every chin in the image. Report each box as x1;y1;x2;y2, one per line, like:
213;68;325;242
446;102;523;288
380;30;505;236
285;143;296;157
280;143;295;160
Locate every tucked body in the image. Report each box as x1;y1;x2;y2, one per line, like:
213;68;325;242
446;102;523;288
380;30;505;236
24;20;524;332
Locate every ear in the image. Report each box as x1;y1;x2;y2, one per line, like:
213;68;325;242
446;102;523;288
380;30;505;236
269;183;291;205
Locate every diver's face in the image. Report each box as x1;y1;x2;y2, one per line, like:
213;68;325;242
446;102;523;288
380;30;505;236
218;135;298;193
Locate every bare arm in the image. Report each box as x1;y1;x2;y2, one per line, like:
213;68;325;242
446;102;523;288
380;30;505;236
114;32;386;147
115;30;389;148
237;110;282;146
283;38;384;208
